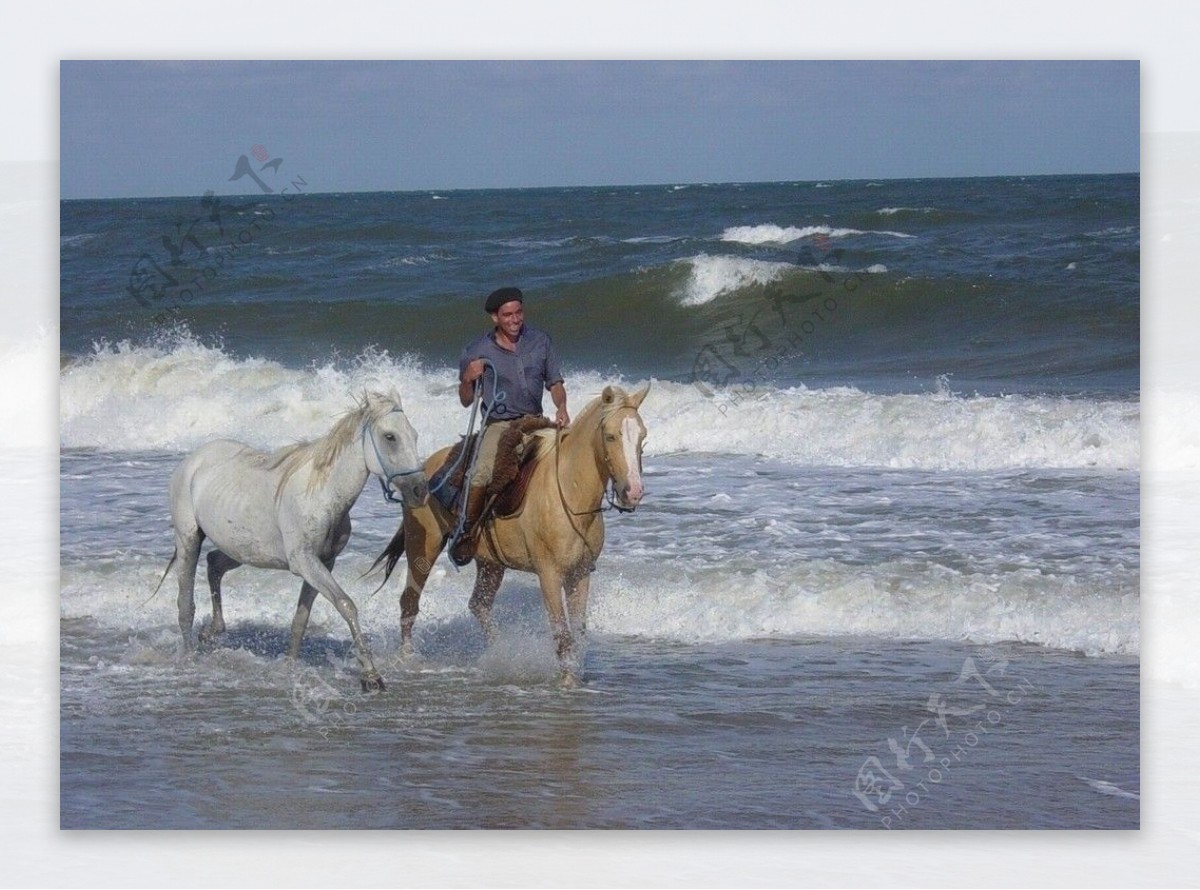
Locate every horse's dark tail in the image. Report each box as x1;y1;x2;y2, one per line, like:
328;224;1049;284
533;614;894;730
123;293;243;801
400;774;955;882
366;523;406;593
142;548;177;606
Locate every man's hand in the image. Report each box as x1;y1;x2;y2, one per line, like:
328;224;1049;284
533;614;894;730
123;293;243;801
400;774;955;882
462;358;486;385
459;358;486;407
549;381;569;428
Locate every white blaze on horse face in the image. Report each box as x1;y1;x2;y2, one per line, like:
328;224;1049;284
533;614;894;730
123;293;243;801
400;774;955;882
621;415;644;504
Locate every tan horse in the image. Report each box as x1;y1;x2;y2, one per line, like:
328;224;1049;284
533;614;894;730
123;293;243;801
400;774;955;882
374;383;650;684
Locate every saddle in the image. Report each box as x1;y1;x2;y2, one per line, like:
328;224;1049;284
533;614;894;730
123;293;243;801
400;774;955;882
430;416;555;519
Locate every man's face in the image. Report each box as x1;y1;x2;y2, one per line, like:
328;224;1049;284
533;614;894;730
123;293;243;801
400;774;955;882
492;300;524;339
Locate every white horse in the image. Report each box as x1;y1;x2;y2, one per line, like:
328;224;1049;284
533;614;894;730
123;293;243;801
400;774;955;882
158;389;427;690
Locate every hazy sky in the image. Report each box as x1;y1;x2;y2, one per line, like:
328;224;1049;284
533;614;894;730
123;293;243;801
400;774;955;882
61;60;1138;199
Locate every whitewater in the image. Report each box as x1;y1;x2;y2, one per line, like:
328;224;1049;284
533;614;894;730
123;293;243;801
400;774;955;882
62;334;1138;472
61;334;1138;664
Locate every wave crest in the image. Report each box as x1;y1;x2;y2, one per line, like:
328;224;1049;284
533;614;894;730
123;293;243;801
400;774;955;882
675;254;793;306
60;334;1140;471
720;223;915;245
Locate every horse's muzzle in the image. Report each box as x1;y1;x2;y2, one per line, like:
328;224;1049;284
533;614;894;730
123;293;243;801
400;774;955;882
617;481;644;511
397;473;430;508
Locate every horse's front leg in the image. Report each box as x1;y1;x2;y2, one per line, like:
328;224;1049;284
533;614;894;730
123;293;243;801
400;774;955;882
564;567;592;663
536;569;579;686
398;506;445;655
287;521;347;658
468;560;505;644
290;553;384;692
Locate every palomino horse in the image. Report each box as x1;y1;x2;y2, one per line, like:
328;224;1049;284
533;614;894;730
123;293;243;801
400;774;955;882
374;383;649;684
158;390;427;690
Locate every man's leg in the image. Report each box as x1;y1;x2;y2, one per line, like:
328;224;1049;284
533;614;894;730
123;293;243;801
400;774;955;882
450;420;509;566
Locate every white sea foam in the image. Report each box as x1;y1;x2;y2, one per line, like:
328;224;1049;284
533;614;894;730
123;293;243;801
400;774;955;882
1078;777;1140;800
374;253;449;268
675;254;793;306
60;550;1138;658
60;336;1140;472
590;559;1138;657
649;380;1138;471
622;235;685;244
58;335;1139;662
719;224;914;245
59;332;471;454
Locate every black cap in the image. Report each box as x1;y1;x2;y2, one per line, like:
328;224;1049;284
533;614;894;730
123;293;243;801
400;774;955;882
485;286;523;313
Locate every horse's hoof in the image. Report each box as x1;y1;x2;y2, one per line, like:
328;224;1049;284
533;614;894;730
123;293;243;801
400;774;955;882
361;674;386;693
557;670;583;689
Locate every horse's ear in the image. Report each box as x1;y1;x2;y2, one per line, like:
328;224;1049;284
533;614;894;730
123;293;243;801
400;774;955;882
388;386;403;410
602;385;616;405
630;382;651;409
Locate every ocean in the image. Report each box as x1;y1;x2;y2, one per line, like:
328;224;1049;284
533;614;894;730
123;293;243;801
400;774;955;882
59;174;1139;829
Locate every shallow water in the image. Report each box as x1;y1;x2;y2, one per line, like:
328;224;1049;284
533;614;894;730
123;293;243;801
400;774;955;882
59;440;1139;828
60;622;1138;829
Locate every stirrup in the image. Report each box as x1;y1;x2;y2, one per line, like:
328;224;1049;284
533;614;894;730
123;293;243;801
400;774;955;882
448;530;476;567
449;485;488;567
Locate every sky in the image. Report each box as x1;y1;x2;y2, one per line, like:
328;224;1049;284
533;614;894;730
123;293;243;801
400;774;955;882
59;60;1139;199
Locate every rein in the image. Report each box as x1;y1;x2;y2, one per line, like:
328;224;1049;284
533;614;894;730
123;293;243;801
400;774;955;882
551;407;641;570
440;360;510;556
431;358;508;498
553;423;636;518
363;408;424;504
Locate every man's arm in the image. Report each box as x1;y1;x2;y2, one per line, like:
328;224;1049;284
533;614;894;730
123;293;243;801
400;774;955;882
549;381;569;428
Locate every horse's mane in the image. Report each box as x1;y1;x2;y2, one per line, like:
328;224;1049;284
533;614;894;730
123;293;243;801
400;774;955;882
268;391;402;497
572;386;632;429
541;385;633;457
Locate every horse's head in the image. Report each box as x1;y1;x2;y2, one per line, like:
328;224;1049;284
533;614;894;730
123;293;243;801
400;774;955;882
362;390;429;507
597;383;650;511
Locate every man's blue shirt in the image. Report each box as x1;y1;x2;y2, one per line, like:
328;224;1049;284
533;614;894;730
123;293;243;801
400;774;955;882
459;325;563;420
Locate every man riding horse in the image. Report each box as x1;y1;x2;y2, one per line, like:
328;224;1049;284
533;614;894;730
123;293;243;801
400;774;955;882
451;286;570;566
376;284;648;683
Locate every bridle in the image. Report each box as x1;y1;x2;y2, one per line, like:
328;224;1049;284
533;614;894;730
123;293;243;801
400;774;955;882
554;406;645;518
362;408;424;504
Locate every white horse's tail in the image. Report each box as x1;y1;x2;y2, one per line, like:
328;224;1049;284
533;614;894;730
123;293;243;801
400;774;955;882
144;548;177;605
